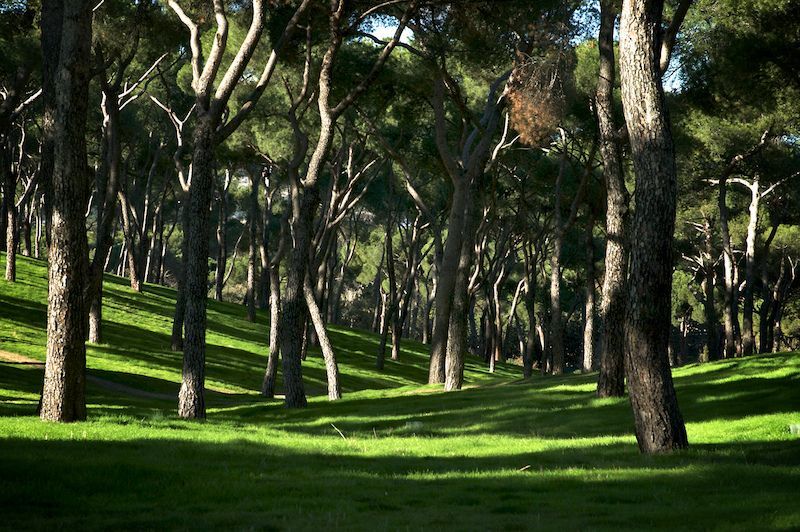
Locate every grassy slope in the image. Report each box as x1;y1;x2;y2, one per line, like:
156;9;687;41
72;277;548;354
0;254;799;530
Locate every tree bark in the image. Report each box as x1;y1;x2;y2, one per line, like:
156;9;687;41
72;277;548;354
718;177;739;358
444;188;478;391
619;0;688;453
177;117;215;420
740;178;759;356
247;170;260;323
758;223;778;354
261;259;281;397
583;210;596;372
88;79;123;344
39;0;93;423
214;173;230;302
700;216;720;360
429;178;468;383
4;166;17;282
303;276;341;400
596;0;628;397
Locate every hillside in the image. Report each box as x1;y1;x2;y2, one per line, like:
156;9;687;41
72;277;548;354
1;255;799;530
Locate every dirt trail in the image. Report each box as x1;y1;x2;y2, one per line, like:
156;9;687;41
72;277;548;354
0;349;294;401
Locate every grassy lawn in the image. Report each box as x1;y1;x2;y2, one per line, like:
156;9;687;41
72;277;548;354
1;254;799;530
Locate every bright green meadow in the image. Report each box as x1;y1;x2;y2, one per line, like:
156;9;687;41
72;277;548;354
1;254;798;530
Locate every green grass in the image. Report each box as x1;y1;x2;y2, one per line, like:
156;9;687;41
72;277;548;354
1;254;799;530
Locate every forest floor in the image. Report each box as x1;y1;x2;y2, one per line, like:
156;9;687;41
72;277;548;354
1;254;799;530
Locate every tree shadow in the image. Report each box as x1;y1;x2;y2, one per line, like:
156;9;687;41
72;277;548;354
0;435;797;530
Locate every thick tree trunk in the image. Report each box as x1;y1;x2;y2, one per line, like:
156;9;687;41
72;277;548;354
39;0;93;423
177;117;215;420
619;0;688;453
279;187;315;408
444;187;478;391
596;0;628;397
429;179;468;383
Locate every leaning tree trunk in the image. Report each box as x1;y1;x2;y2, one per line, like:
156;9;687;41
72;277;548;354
303;276;341;400
618;0;688;453
596;0;628;397
39;0;93;423
261;259;281;398
177;116;215;420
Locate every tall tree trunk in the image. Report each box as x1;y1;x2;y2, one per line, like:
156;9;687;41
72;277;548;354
718;178;739;358
596;0;628;397
740;178;759;356
279;186;314;408
171;199;190;351
386;222;401;361
444;187;478;391
758;223;779;354
549;231;564;374
88;82;123;344
583;211;596;372
177;117;215;420
214;183;228;301
261;260;281;398
4;171;17;282
376;289;389;370
429;179;468;383
118;191;142;292
619;0;688;453
700;216;719;360
39;0;93;422
247;171;260;323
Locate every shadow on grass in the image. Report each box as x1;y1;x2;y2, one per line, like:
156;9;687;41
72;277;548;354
0;434;797;530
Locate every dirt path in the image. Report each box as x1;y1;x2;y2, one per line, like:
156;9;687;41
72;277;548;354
0;349;292;401
0;350;42;365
